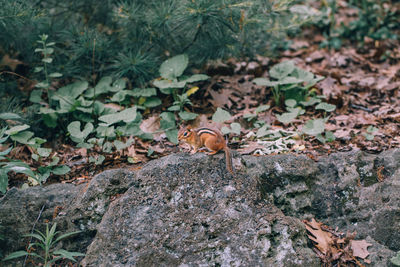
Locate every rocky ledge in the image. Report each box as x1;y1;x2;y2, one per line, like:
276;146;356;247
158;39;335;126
1;149;400;266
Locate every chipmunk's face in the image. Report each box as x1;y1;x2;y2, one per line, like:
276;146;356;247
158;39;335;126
178;127;193;141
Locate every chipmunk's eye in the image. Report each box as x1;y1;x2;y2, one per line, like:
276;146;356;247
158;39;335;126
183;131;188;137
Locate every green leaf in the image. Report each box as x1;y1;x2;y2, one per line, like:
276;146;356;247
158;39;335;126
34;66;43;73
212;108;232;123
110;90;129;102
67;121;93;143
300;97;321;107
52;249;85;262
325;131;336;142
98;107;137;126
153;79;186;90
269;60;295;79
95;76;113;94
255;105;270;113
29;89;43;103
178;111;198;121
253;78;277;87
3;250;30;261
165;129;178;144
285;99;297;108
144;97;162;108
54;230;81;243
37;147;51;158
56;81;88;100
35;82;49;89
302;118;325;136
5;124;30;135
112;78;126;91
89;155;105;165
42;57;53;63
181;74;209;83
276;109;300;124
0;112;22;121
315;102;336;112
51;165;71;175
49;72;62;78
130;88;157;98
230;122;241;135
256;124;270;138
159;54;189;79
160;112;176;130
0;146;12;157
10;131;34;144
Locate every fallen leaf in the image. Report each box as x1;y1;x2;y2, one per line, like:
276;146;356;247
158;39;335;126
350;240;372;259
304;218;334;255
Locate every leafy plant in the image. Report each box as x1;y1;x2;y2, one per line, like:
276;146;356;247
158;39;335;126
243;104;271;128
3;223;84;267
154;54;208;121
253;60;324;106
363;125;378;140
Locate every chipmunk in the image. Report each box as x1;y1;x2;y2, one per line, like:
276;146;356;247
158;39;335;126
178;125;234;174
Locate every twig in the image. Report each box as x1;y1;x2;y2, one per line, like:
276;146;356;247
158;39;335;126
23;204;46;267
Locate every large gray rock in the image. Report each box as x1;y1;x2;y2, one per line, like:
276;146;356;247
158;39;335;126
2;149;400;266
81;153;319;266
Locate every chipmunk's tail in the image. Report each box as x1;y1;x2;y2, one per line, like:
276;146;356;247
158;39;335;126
224;146;234;175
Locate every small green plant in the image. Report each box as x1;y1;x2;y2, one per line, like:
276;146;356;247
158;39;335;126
31;34;62;103
3;223;84;267
363;125;378;140
243;104;270;128
253;60;324;106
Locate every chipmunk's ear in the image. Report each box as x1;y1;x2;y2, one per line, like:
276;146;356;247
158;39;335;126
186;125;192;130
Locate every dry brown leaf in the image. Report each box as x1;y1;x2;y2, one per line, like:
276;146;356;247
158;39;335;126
0;54;23;71
304;218;334;255
350;240;372;259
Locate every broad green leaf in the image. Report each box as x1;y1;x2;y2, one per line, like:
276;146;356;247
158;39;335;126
98;107;137;126
37;147;51;158
96;125;116;139
0;146;12;157
168;105;181;111
94;76;113;94
43;113;58;128
302;118;325;136
2;161;36;178
255;105;270;113
212;108;232;123
285;99;297;108
5;124;30;135
110;90;129;102
181;74;209;83
300;97;321;106
153;79;186;90
51;165;71;175
276;111;298;124
160;111;176;123
29;89;43;103
103;141;113;153
112;78;126;91
144;97;162;108
315;102;336;112
253;78;278;87
230;122;241;135
10;131;34;144
130;88;157;98
256;124;270;138
118;123;143;136
67;121;93;143
178;111;198;121
56;81;88;99
269;60;295;79
0;112;22;121
279;76;304;85
159;54;188;79
165;129;178;144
